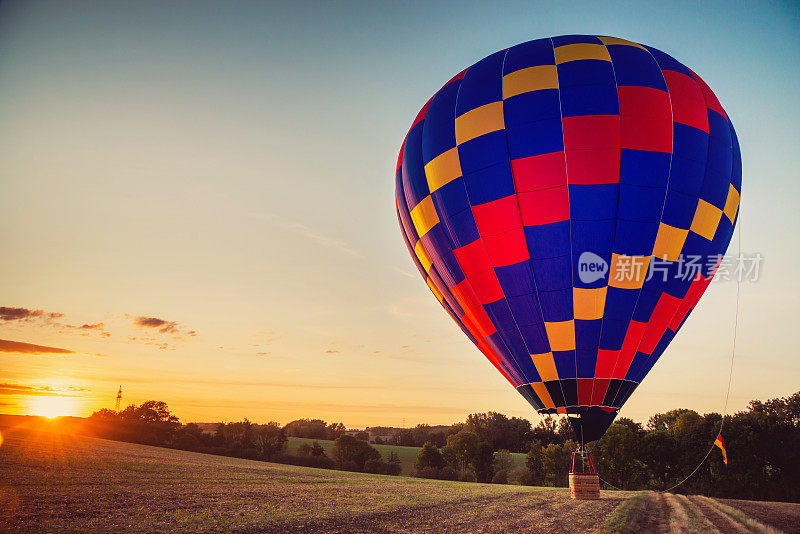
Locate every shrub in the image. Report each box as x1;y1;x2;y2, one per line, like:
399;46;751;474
364;459;387;474
491;469;508;484
440;466;457;481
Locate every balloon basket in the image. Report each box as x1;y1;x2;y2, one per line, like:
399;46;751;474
569;451;600;500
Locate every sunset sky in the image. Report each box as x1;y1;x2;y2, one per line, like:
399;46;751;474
1;1;798;428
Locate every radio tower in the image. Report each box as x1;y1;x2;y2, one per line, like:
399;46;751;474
115;385;123;412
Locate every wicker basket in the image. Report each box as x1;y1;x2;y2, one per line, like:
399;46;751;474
569;451;600;499
569;472;600;499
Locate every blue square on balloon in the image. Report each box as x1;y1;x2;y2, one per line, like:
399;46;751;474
613;219;659;256
462;160;515;205
432;178;469;216
618;184;665;223
455;51;504;115
604;287;638;321
537;288;573;322
524;220;571;258
532;255;572;291
661;188;697;229
495;261;535;297
632;288;661;322
421;83;460;159
484;300;518;332
519;324;549;354
507;293;543;326
620;149;670;188
644;46;691;76
457;131;509;174
553;351;577;380
700;168;730;209
576;349;598;378
575;319;602;349
441;207;480;248
673;123;709;164
571;219;615;254
607;45;667;90
569;184;619;220
506;118;563;159
668;155;706;197
599;318;628;351
559;83;619;117
504;38;555;71
503;89;561;126
557;59;615;87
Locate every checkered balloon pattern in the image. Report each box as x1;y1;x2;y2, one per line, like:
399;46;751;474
395;35;740;443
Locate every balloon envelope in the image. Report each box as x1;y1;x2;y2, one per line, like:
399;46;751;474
395;35;740;444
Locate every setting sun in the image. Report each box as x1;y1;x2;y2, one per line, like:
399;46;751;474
28;396;79;418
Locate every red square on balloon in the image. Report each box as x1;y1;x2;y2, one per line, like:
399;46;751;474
482;227;529;267
518;185;570;226
511;151;567;192
472;195;522;237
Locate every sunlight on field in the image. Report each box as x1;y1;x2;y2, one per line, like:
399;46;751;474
27;396;79;418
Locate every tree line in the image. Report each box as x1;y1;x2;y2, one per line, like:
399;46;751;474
412;391;800;502
83;389;800;502
85;405;401;474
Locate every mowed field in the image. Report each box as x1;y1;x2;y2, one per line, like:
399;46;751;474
286;437;528;475
2;426;798;533
0;426;625;533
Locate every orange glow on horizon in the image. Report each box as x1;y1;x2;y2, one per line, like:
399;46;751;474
27;396;80;419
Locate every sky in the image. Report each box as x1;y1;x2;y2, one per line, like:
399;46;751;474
1;1;798;428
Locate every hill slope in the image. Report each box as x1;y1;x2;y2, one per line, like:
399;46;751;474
1;425;796;532
0;425;624;532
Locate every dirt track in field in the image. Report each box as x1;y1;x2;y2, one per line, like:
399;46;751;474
257;491;626;533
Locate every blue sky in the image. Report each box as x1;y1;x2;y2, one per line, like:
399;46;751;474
0;1;798;426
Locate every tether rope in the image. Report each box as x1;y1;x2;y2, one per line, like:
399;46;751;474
595;208;742;494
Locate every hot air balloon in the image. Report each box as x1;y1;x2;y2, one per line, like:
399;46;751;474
395;35;740;449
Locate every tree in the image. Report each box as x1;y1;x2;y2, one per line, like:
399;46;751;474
540;439;576;487
473;441;496;482
386;451;402;475
283;418;329;439
523;440;546;486
530;416;560;446
646;408;695;432
395;429;415;446
415;442;445;474
331;434;381;471
311;441;326;457
594;422;644;489
465;412;532;452
411;424;431;446
327;422;346;439
253;422;287;461
494;449;513;473
442;429;480;473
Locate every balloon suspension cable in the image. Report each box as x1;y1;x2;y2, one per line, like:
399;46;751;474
595;210;742;494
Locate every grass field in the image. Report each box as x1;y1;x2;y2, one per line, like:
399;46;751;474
2;425;796;532
0;426;625;532
286;437;527;475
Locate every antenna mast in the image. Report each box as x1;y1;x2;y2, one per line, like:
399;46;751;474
115;385;123;412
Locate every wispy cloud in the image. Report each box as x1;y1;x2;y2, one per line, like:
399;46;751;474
253;212;363;258
0;339;74;355
134;316;179;333
0;383;86;396
0;306;63;323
